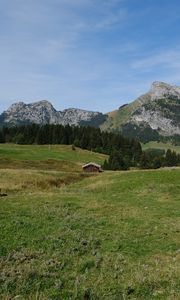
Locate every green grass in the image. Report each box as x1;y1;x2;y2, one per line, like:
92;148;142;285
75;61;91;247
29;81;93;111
101;98;144;132
0;165;180;299
101;106;131;132
0;144;107;171
142;141;180;154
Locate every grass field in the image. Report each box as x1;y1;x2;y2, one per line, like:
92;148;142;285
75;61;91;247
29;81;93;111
142;141;180;154
0;144;107;171
0;144;180;299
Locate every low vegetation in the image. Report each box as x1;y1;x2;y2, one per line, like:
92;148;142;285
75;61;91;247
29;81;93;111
1;125;180;171
0;144;107;171
0;124;142;165
0;165;180;299
142;141;180;154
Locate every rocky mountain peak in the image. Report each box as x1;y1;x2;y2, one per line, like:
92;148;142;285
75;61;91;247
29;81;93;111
101;81;180;139
130;81;180;136
149;81;180;100
150;81;171;90
0;100;105;127
7;101;26;112
32;100;55;108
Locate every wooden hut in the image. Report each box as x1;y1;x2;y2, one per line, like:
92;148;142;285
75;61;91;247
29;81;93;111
82;162;103;173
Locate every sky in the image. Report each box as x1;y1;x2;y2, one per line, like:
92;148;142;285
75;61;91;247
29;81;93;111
0;0;180;113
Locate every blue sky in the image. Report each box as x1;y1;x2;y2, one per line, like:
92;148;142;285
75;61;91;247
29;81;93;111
0;0;180;113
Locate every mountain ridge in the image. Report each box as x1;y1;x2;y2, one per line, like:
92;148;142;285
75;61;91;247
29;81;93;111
0;81;180;142
101;81;180;140
0;100;106;127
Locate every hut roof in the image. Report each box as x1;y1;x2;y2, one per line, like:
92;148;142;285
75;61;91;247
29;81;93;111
82;162;101;169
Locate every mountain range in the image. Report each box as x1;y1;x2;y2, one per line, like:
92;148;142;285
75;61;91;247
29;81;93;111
0;101;106;128
0;81;180;142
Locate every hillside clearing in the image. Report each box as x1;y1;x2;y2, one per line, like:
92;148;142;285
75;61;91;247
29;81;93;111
0;144;107;171
142;141;180;154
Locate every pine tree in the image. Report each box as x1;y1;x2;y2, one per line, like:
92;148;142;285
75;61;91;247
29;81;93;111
103;159;109;170
139;152;150;169
0;129;5;143
165;149;178;166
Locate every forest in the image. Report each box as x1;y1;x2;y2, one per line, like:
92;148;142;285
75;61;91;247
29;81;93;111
0;124;179;170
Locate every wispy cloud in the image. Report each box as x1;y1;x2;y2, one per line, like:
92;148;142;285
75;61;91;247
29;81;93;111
132;48;180;70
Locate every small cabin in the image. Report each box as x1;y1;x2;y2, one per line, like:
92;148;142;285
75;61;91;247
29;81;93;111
82;162;103;173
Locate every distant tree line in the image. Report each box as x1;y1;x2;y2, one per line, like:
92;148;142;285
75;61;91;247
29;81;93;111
138;148;180;169
103;148;180;170
0;123;142;165
0;124;179;170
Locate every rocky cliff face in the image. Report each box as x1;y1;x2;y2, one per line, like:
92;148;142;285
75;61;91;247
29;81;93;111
150;81;180;101
131;82;180;136
0;100;106;127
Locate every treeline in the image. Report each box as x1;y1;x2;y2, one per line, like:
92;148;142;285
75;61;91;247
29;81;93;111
103;148;180;170
0;124;179;170
138;148;180;169
0;124;142;165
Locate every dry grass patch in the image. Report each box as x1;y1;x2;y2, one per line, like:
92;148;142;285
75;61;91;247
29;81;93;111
0;169;90;193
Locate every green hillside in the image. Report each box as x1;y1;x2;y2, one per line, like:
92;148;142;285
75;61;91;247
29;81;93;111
142;141;180;154
0;167;180;299
100;92;151;133
0;144;107;171
100;100;140;132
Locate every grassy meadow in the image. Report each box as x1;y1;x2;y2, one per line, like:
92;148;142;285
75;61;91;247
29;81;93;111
142;141;180;154
0;144;107;171
0;144;180;299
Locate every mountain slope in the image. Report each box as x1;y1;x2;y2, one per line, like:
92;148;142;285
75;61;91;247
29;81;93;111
0;100;106;127
101;81;180;141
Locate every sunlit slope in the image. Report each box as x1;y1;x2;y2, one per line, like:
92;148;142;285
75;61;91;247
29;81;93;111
0;144;107;171
142;141;180;154
100;95;147;132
